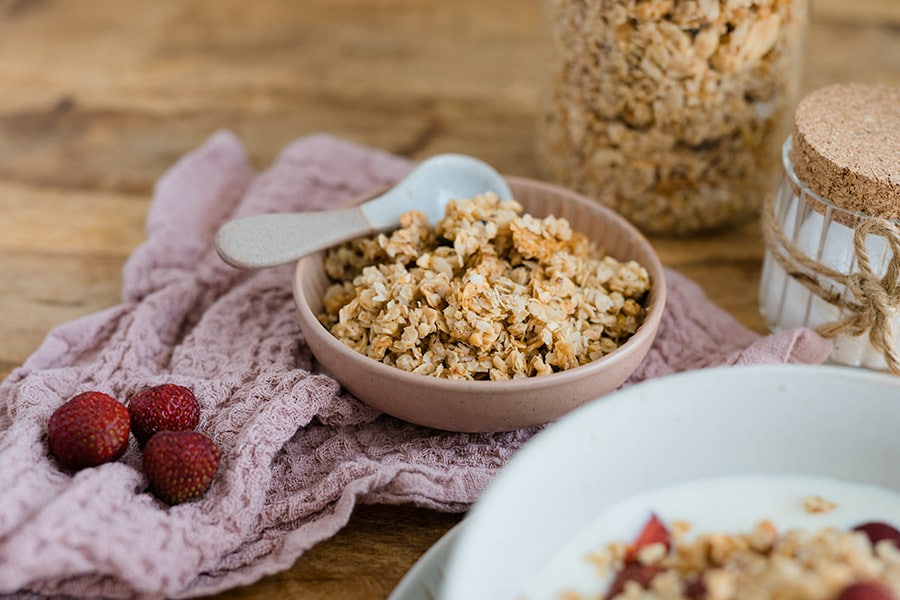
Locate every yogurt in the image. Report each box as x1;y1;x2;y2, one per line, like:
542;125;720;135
522;473;900;600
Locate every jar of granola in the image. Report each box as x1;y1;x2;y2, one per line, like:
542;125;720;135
537;0;809;235
759;83;900;373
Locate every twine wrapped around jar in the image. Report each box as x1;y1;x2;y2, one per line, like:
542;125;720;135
762;187;900;374
758;83;900;373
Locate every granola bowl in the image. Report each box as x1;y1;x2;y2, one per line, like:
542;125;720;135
292;176;666;432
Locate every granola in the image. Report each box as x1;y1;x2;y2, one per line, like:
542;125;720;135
319;192;651;380
537;0;808;234
581;515;900;600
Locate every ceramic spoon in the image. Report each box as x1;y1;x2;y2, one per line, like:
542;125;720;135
214;154;512;269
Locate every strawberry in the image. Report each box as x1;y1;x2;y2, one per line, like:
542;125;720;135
624;513;671;563
853;521;900;549
605;514;673;599
142;430;220;504
128;384;200;446
47;391;130;470
837;582;895;600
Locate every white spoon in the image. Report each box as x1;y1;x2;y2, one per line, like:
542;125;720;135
214;154;512;269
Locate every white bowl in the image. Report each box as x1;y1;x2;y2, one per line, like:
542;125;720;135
441;364;900;599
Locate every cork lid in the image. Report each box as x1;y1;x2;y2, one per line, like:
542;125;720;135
790;83;900;218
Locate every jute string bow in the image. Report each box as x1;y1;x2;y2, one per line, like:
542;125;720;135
762;188;900;374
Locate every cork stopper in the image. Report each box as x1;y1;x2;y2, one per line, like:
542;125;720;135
790;83;900;218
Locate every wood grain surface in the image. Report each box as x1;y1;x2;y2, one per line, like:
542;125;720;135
1;1;897;598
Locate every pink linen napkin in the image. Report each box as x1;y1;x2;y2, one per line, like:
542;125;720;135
0;132;832;599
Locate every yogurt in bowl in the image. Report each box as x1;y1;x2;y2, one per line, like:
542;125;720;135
528;474;900;599
441;364;900;599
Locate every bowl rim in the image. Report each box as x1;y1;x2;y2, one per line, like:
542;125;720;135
293;174;667;390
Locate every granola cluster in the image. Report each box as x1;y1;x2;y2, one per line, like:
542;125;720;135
319;193;651;380
537;0;808;234
584;519;900;600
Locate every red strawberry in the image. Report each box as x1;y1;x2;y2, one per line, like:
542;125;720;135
47;391;130;470
838;582;895;600
128;384;200;446
142;430;220;504
624;513;671;563
853;522;900;549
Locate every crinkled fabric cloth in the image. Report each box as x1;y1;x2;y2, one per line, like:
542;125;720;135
0;132;832;599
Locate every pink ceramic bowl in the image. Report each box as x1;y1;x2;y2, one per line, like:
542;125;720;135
292;177;666;432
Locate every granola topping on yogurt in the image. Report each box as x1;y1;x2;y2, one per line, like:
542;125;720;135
585;514;900;600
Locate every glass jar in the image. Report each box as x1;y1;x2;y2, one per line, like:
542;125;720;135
759;83;900;372
537;0;809;235
759;138;897;370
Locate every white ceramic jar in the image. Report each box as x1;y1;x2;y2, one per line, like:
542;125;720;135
759;83;900;372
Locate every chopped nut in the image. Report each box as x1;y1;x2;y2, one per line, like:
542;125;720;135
804;495;838;514
636;541;669;565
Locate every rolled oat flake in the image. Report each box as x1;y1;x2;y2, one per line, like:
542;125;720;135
537;0;809;235
759;83;900;373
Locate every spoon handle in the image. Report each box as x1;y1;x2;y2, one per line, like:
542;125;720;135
214;207;373;269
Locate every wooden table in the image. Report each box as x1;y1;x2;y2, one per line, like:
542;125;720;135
0;1;897;598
